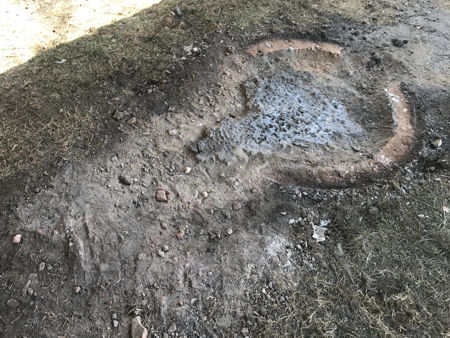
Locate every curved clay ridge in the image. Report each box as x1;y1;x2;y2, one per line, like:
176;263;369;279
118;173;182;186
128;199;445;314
246;40;414;186
246;39;344;57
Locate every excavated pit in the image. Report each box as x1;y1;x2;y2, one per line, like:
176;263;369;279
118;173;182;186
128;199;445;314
195;40;415;186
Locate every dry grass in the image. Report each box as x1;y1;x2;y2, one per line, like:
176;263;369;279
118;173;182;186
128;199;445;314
0;0;325;181
254;176;450;336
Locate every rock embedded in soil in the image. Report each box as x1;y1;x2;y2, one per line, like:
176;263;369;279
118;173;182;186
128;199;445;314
174;5;182;17
391;38;409;47
131;316;148;338
12;234;22;244
432;138;442;148
6;298;20;308
156;189;168;202
168;323;177;333
118;175;131;185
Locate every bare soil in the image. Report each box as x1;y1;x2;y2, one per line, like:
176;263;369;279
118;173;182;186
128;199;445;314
0;0;449;337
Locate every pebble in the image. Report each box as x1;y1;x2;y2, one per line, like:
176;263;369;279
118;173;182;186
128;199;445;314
27;287;34;296
351;144;361;152
432;138;442;148
6;298;20;308
184;167;192;174
12;234;22;244
127;116;137;124
232;202;242;211
168;323;177;333
391;38;408;47
174;5;182;17
161;222;168;230
113;319;119;328
157;250;165;258
74;286;81;294
225;228;233;236
156;189;168;202
131;316;148;338
162;245;169;252
201;191;208;198
118;175;131;186
168;129;178;136
177;226;186;240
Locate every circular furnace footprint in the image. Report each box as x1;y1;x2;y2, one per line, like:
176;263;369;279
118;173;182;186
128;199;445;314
195;39;414;186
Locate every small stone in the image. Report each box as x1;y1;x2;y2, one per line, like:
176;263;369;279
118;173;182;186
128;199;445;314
168;323;177;333
241;328;249;335
156;189;168;202
432;138;442;148
161;222;168;230
157;250;165;258
12;234;22;244
27;287;34;296
225;228;233;236
6;298;20;308
113;319;119;328
168;129;178;136
112;313;117;320
184;167;192;174
118;175;131;185
232;202;242;211
351;144;361;152
74;286;81;294
201;191;208;198
162;245;169;252
38;262;45;271
131;316;148;338
391;38;408;47
174;5;182;17
127;116;137;124
178;300;184;306
177;226;186;240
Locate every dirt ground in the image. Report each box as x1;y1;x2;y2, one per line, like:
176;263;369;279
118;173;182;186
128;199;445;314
0;0;449;337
